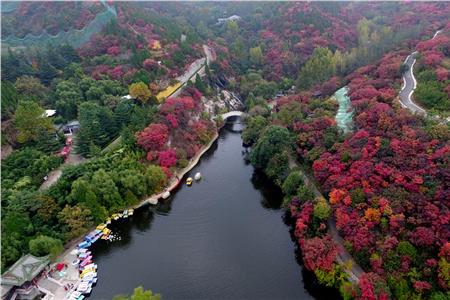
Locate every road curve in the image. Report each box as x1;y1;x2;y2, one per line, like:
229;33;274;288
399;29;443;115
399;51;427;115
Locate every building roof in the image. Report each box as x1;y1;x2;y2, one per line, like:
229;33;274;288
1;254;49;290
121;94;133;100
44;109;57;117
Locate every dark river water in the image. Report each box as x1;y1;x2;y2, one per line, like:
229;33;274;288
90;118;340;300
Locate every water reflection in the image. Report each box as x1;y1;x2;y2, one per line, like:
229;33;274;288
89;118;340;300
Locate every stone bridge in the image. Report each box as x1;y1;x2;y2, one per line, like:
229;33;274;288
220;111;247;120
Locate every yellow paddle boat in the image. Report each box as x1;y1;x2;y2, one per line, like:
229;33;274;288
186;177;193;186
96;224;106;231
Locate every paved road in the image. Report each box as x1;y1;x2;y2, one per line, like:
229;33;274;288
40;146;86;190
399;29;443;115
399;51;426;115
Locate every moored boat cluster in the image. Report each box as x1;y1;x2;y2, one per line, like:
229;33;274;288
66;209;134;299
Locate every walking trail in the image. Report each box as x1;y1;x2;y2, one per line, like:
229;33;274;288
287;156;364;283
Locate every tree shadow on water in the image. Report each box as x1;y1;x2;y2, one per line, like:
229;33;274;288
250;169;283;210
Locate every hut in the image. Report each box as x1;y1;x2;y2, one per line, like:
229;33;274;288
1;254;50;300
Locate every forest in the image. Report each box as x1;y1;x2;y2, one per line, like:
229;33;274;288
1;1;449;299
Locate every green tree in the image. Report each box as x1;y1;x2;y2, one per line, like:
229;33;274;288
76;102;116;156
265;151;289;185
29;235;63;259
54;80;83;120
114;99;134;129
14;101;53;144
250;125;292;170
69;178;107;223
14;76;49;103
113;286;161;300
129;82;151;103
145;165;167;195
249;46;264;65
58;204;93;240
298;47;336;89
91;169;122;212
396;241;417;259
313;196;331;220
118;169;147;199
194;73;207;93
242;116;268;145
282;171;303;196
1;81;20;119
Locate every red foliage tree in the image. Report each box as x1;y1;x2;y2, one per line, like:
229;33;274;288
158;148;177;168
302;235;337;272
409;226;435;247
136;123;169;152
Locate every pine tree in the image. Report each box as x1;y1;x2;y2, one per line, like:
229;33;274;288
194;73;206;93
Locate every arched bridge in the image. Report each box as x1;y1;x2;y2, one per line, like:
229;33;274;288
220;111;247;120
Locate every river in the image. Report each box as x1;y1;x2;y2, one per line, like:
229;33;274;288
333;87;353;134
89;117;340;300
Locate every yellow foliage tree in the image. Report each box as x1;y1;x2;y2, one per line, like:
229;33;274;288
129;82;151;103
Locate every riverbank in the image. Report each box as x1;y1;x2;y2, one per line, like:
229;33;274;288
51;114;232;299
138;129;220;207
89;118;328;300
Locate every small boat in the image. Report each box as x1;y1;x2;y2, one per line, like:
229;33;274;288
80;256;92;265
123;210;128;218
82;273;97;281
80;272;97;280
78;252;91;259
77;281;93;294
111;214;119;220
128;209;134;216
186;177;193;186
96;224;106;231
79;260;92;269
78;241;91;249
105;218;111;225
82;278;97;285
82;263;97;270
162;191;170;199
80;268;96;277
194;172;202;181
69;291;84;300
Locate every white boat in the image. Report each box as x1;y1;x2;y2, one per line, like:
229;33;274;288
68;291;84;300
128;209;134;216
194;172;202;181
82;263;97;270
77;282;92;293
162;191;170;199
82;274;97;281
83;277;97;284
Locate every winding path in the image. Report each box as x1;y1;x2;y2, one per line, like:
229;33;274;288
287;157;364;283
399;29;442;115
